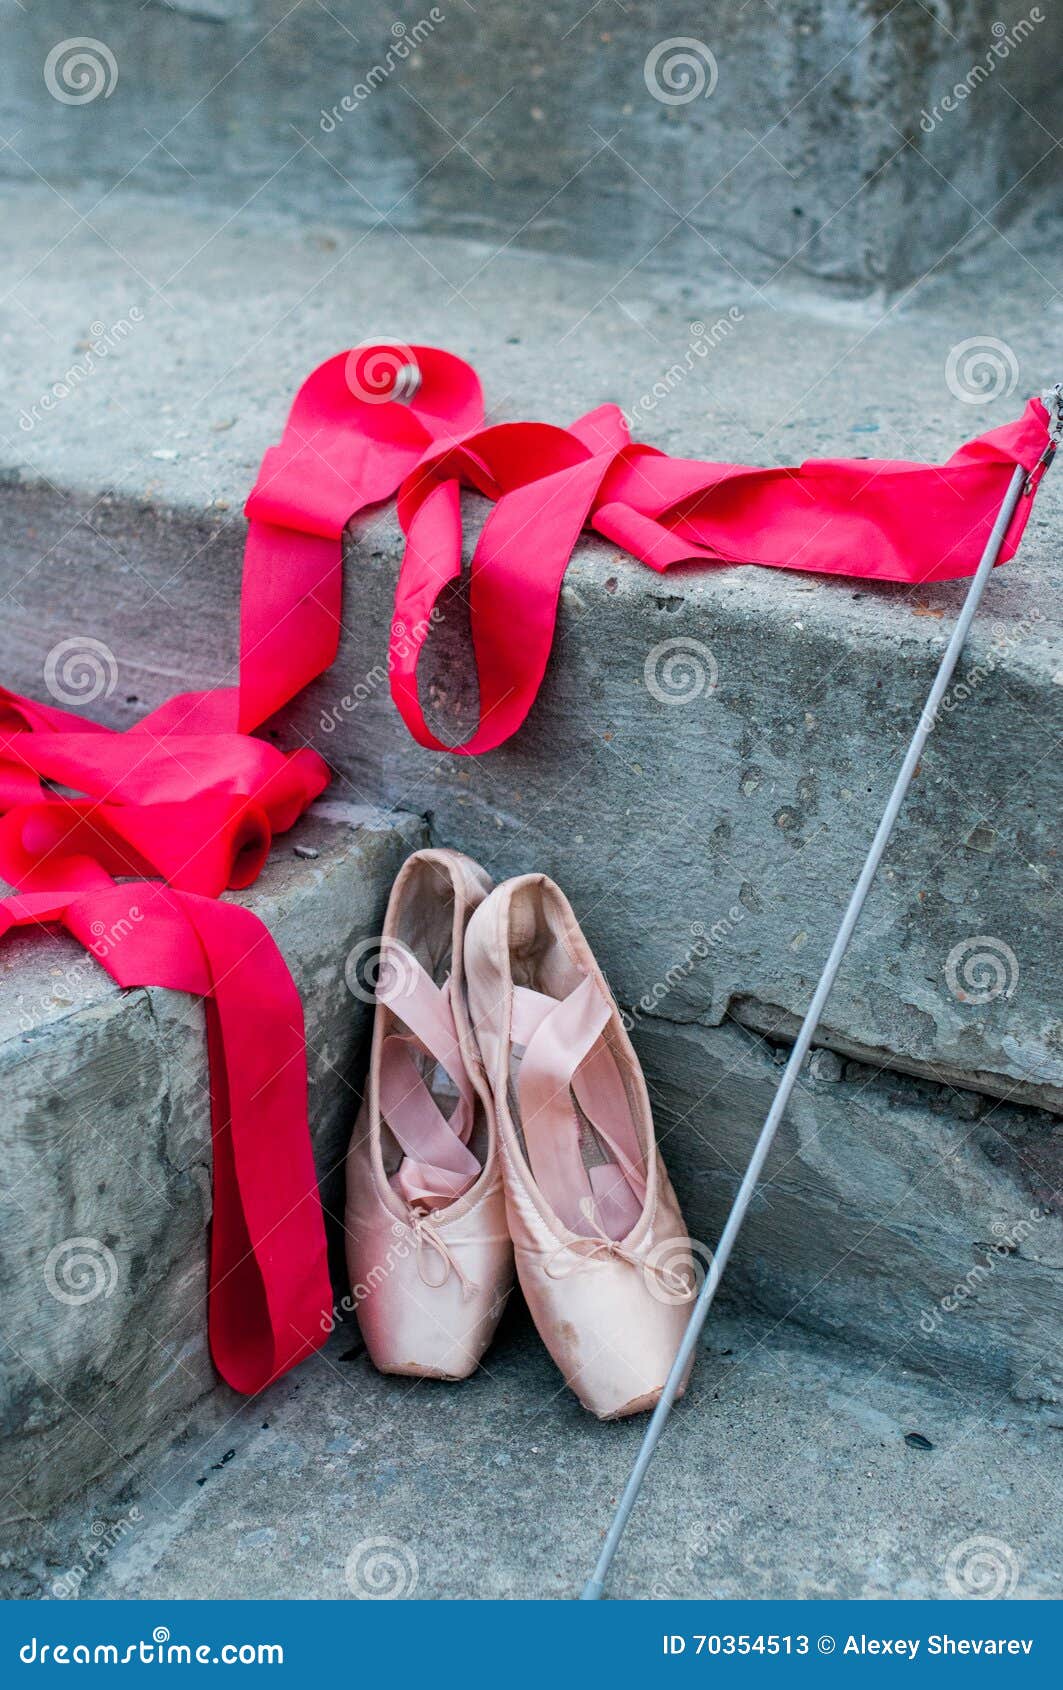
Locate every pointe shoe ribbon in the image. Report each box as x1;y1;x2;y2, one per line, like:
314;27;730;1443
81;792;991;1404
344;847;513;1380
511;978;646;1241
404;1207;481;1299
542;1200;694;1302
375;938;481;1212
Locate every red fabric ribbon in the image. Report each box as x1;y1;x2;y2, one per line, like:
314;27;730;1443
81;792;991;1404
0;342;1052;1395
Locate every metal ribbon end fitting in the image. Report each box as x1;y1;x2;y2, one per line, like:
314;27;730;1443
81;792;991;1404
392;362;422;403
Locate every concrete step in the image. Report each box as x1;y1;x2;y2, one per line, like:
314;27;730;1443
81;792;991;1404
1;189;1061;1407
11;1306;1063;1600
2;1;1059;289
0;802;425;1526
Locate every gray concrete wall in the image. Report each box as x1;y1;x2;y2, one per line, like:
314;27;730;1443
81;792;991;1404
307;518;1063;1117
0;805;425;1521
1;0;1059;289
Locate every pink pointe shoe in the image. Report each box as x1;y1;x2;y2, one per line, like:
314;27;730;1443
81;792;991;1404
345;849;513;1379
464;873;696;1419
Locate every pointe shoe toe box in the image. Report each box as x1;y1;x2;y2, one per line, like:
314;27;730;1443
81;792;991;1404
346;1137;512;1380
509;1165;695;1419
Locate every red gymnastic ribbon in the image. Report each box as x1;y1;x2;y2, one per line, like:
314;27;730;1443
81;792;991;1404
0;341;1052;1393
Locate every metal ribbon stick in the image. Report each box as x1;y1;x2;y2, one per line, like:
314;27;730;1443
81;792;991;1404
581;386;1062;1602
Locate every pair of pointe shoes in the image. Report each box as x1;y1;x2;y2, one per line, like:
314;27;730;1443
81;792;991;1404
344;849;696;1420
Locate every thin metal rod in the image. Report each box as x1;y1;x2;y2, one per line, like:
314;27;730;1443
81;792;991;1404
580;461;1030;1601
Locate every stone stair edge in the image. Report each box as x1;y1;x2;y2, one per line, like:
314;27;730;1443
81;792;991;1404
6;466;1061;706
0;802;427;1040
0;802;428;1527
2;180;1060;668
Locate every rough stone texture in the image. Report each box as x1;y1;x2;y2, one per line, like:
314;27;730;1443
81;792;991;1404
319;535;1063;1118
0;196;1061;1433
0;803;426;1526
1;0;1060;289
640;1018;1063;1406
12;1308;1063;1601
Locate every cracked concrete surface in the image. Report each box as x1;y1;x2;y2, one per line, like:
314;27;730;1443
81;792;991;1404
10;1308;1063;1601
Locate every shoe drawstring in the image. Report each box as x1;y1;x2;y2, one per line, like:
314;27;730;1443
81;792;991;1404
406;1207;480;1300
542;1206;693;1300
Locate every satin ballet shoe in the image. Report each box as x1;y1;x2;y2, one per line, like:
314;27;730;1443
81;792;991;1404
345;848;513;1379
463;873;696;1419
